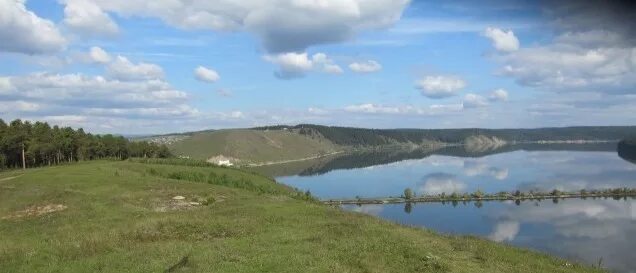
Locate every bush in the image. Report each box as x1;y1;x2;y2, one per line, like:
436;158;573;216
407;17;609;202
202;196;216;206
472;189;484;199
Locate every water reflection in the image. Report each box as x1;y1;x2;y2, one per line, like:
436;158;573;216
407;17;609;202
344;198;635;273
272;145;636;272
278;148;636;199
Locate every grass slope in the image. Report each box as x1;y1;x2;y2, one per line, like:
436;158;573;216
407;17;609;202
0;160;603;273
168;129;340;164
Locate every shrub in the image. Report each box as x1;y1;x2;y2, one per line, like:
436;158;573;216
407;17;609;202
472;189;484;199
202;196;216;206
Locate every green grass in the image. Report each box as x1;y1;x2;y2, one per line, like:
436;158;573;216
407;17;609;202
168;129;341;163
0;161;603;273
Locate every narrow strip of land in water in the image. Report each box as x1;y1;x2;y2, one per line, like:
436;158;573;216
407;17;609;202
323;189;636;205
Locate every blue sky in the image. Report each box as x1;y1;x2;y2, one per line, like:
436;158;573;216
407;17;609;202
1;0;635;134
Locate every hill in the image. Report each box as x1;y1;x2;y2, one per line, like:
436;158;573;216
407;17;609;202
0;160;602;273
167;129;341;164
257;124;636;146
154;125;636;165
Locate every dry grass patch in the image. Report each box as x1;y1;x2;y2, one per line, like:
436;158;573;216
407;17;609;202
2;203;67;220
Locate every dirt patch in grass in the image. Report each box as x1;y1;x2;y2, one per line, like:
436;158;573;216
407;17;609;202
1;204;67;220
153;197;203;212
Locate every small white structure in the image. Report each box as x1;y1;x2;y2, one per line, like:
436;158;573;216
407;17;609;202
217;160;233;166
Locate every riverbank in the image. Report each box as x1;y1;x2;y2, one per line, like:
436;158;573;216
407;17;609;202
0;160;604;272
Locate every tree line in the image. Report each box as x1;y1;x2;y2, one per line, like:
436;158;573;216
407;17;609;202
0;119;171;170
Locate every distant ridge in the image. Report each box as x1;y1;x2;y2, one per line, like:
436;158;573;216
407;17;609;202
147;124;636;165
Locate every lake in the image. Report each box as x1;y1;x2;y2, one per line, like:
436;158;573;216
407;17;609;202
269;143;636;273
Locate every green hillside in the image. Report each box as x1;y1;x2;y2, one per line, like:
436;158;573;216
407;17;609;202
0;160;602;273
257;124;636;146
167;129;341;164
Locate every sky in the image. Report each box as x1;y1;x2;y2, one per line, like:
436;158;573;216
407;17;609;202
0;0;635;134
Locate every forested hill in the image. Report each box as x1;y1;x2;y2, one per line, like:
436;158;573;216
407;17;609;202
254;124;636;146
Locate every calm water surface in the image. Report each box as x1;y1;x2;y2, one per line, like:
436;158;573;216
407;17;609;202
276;147;636;273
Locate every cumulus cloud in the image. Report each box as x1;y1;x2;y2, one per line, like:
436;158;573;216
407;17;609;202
87;0;410;53
486;2;636;95
264;52;314;79
415;75;466;98
107;56;164;81
496;38;636;93
488;88;509;102
483;27;519;52
194;66;220;83
87;46;111;63
313;53;344;74
62;0;119;37
264;52;343;79
463;93;489;108
349;60;382;73
0;0;67;54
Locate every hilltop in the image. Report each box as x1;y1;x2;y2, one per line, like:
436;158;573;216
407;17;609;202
0;160;603;273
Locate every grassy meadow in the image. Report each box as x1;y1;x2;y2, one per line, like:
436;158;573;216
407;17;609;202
0;160;604;273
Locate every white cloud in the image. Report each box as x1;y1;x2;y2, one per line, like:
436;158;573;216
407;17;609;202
418;173;466;195
463;93;489;108
194;66;220;83
0;77;12;93
3;72;187;107
264;52;314;79
488;221;520;242
415;75;466;98
88;0;410;53
308;107;329;115
0;101;40;113
88;46;111;63
62;0;119;37
483;27;519;52
0;0;67;54
264;52;343;78
344;103;401;114
489;88;509;102
344;103;463;115
313;53;343;74
107;56;164;81
349;60;382;73
497;39;636;93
